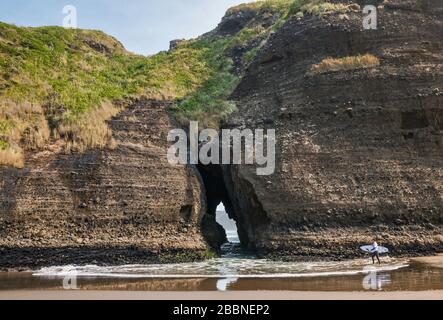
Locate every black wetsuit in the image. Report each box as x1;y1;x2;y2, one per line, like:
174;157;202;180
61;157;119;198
371;250;381;265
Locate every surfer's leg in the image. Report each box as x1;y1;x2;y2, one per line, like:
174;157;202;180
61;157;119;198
376;252;381;264
371;253;375;264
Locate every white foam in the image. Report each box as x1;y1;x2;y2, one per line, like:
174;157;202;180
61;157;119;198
33;261;409;279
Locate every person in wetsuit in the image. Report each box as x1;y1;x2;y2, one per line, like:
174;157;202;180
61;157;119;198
371;240;381;265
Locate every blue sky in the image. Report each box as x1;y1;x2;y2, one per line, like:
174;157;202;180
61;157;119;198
0;0;253;55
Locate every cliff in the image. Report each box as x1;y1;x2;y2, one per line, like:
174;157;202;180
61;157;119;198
0;0;442;268
223;0;443;259
0;99;211;269
0;1;290;268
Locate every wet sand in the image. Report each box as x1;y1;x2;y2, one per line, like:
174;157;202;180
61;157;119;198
411;254;443;269
0;290;442;300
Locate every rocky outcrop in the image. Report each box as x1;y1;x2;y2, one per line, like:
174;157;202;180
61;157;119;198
223;0;443;259
0;100;209;269
1;1;442;268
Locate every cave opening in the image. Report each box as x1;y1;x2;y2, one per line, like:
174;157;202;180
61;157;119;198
197;163;247;253
216;203;239;244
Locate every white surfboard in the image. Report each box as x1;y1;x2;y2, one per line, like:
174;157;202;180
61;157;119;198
360;245;389;254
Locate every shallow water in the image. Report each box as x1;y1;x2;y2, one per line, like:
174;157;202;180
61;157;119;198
1;213;442;292
0;242;442;292
31;244;409;280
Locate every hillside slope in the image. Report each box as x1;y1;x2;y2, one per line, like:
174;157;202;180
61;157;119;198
0;0;293;168
0;22;212;166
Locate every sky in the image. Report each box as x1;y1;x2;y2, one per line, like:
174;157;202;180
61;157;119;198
0;0;254;55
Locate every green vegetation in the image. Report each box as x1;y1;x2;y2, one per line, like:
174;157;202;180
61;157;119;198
0;22;215;165
0;1;356;167
227;0;294;15
0;139;8;150
175;56;239;128
174;37;240;128
175;0;299;127
157;249;218;263
0;22;213;119
174;37;246;128
288;0;354;16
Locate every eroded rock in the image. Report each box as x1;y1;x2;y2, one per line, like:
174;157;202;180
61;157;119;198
223;0;443;258
0;100;208;268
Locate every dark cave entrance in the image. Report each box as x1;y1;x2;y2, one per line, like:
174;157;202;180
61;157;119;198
197;164;245;252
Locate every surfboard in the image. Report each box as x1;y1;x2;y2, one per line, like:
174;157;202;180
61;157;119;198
360;245;389;254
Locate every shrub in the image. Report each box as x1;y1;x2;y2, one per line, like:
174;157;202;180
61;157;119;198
0;140;9;150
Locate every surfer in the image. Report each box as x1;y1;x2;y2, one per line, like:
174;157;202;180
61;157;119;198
371;240;381;265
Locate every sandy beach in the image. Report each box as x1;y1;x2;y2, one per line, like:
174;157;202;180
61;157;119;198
0;290;442;300
411;255;443;269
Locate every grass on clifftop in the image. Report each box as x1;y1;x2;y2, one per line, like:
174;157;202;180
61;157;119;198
0;0;353;167
230;0;358;18
288;0;358;17
0;22;214;165
175;1;361;127
227;0;294;14
175;0;300;128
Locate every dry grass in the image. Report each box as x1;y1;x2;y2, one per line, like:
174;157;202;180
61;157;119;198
0;101;50;167
308;54;380;75
289;0;361;17
0;100;120;167
56;101;120;152
227;0;293;15
0;102;50;146
0;146;24;168
300;1;350;16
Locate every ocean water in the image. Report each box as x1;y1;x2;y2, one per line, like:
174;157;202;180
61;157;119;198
1;252;441;292
0;211;442;292
31;255;409;281
216;209;240;244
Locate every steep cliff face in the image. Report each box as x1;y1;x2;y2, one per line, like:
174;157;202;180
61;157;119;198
0;2;292;268
224;0;443;258
0;100;208;268
1;1;442;267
